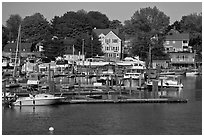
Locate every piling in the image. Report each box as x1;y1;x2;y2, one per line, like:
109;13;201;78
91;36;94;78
111;75;113;89
129;76;132;94
119;79;122;96
152;80;159;98
160;79;163;96
106;75;109;93
139;74;142;88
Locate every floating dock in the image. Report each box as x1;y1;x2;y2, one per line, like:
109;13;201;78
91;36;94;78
63;98;188;104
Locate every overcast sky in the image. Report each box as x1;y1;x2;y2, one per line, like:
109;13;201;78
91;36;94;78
2;2;202;25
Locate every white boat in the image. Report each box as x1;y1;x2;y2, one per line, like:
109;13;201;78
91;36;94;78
146;75;183;89
12;93;65;106
186;69;199;76
124;65;145;79
77;58;111;66
116;57;146;67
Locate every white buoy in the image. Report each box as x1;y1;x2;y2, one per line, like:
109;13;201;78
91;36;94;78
49;127;54;131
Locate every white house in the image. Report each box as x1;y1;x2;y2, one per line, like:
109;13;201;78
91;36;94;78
93;28;122;61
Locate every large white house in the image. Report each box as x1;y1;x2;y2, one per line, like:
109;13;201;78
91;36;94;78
93;28;122;61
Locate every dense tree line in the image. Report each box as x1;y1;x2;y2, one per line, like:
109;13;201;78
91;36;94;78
2;7;202;61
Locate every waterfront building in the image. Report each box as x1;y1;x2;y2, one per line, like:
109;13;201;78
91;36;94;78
163;29;191;53
93;28;122;61
63;38;85;62
163;29;195;68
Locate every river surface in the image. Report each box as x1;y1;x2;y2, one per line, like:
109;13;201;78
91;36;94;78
2;75;202;135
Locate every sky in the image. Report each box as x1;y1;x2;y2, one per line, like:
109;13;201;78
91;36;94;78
2;1;202;26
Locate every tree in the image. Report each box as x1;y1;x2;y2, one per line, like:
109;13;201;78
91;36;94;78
87;11;110;29
179;13;202;61
109;20;123;29
50;10;104;57
51;11;92;38
2;25;9;49
42;38;64;60
123;6;170;60
6;14;22;42
21;13;52;45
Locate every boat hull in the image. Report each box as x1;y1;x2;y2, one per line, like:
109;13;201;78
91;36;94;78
13;97;65;106
186;72;199;76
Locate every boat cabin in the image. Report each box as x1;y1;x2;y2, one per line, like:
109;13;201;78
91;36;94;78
27;73;42;85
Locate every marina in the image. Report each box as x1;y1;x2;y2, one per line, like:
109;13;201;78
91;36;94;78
2;2;202;135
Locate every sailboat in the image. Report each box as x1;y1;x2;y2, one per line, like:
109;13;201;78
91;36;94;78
5;25;22;89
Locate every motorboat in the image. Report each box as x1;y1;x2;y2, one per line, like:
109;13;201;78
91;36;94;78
146;75;183;89
123;65;145;79
12;93;65;106
116;56;145;67
186;69;199;76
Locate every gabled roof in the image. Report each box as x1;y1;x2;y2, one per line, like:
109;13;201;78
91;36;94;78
3;42;32;52
166;29;189;40
93;28;119;36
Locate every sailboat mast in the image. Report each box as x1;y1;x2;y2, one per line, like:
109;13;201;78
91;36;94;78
13;24;21;77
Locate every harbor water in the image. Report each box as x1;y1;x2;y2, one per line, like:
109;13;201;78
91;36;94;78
2;75;202;135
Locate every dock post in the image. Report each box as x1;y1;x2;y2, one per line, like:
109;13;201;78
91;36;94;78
160;79;163;96
111;75;113;89
152;80;158;98
139;74;142;89
106;75;109;93
86;67;89;85
119;78;122;96
129;76;132;95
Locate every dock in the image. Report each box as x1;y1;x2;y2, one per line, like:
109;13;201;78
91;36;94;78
63;98;188;104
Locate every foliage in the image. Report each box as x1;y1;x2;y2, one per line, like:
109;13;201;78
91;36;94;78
50;10;105;57
2;25;9;49
87;11;110;29
6;14;22;42
109;20;123;29
42;39;64;60
123;6;170;60
21;13;52;44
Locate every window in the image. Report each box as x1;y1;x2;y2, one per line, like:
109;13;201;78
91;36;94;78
166;41;169;44
10;49;12;51
183;40;188;43
173;41;175;44
105;39;111;44
23;49;26;51
112;39;118;43
166;48;169;51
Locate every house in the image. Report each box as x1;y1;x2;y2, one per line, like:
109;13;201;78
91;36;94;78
62;38;84;61
169;52;195;68
2;42;42;66
93;28;122;61
163;29;195;68
152;59;170;69
163;29;191;53
3;42;41;57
